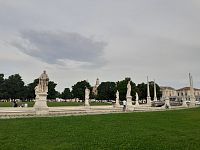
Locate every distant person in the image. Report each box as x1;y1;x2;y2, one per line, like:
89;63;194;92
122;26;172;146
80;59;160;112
123;100;127;112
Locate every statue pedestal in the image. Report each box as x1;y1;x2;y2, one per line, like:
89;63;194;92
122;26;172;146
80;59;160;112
190;97;196;107
126;96;133;110
146;97;152;106
114;102;120;108
114;98;120;108
34;92;49;115
162;97;171;109
85;99;90;107
135;100;140;107
182;98;188;107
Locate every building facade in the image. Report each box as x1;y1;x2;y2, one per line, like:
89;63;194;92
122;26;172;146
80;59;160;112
161;86;200;101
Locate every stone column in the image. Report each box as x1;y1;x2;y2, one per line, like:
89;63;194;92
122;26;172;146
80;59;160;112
147;76;151;106
189;73;196;107
153;80;158;101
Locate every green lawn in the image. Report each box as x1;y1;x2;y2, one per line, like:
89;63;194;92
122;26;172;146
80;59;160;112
0;102;35;107
0;108;200;150
0;102;111;107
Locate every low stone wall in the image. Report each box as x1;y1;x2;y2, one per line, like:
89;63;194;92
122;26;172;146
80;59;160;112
0;105;196;119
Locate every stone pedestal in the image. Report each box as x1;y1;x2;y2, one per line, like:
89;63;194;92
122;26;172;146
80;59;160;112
114;99;120;108
147;97;151;106
162;97;171;109
135;100;140;107
190;97;196;107
34;92;49;115
126;96;133;109
182;99;188;107
85;98;90;107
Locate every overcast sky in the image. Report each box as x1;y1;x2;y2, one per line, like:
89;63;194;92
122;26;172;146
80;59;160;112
0;0;200;91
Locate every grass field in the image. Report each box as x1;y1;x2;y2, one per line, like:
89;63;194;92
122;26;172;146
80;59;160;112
0;108;200;150
0;102;111;107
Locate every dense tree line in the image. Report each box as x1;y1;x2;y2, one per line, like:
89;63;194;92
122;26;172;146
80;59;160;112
0;74;59;101
0;73;162;101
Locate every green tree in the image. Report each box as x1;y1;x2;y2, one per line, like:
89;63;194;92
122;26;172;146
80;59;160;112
117;77;137;101
26;79;39;100
61;88;72;99
3;74;26;100
71;80;91;100
47;81;58;99
149;81;162;100
0;74;5;99
137;82;147;100
96;82;116;100
136;82;162;100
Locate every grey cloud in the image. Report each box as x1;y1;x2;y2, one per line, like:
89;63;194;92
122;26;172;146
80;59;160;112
11;30;107;68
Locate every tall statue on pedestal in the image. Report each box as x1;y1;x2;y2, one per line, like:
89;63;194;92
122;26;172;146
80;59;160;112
34;71;49;115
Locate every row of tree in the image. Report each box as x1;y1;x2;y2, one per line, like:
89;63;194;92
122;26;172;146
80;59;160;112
0;74;162;101
0;74;59;100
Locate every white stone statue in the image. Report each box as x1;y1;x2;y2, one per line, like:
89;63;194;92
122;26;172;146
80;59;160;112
38;70;49;93
126;81;131;97
35;85;39;99
136;92;139;101
115;90;120;107
135;92;140;106
85;87;90;106
85;87;90;100
116;90;119;100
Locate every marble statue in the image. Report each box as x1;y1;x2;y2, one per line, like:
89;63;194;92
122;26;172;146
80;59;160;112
115;90;120;107
135;92;140;106
116;90;119;100
126;81;131;97
136;92;139;101
85;87;90;100
38;70;49;93
85;87;90;106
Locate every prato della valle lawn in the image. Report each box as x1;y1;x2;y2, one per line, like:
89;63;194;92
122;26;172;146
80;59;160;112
0;108;200;150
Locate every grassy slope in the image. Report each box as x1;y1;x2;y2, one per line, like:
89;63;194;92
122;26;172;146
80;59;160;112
0;108;200;150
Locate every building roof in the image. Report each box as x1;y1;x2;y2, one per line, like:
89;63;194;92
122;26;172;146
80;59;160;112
160;86;176;90
176;87;200;91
